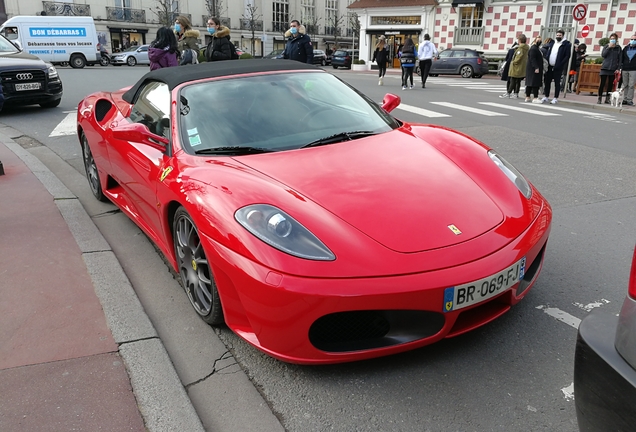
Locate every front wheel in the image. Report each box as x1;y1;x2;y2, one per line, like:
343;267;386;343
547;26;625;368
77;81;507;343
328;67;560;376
99;56;110;66
321;59;326;66
81;132;108;202
460;65;474;78
173;208;224;326
127;56;137;66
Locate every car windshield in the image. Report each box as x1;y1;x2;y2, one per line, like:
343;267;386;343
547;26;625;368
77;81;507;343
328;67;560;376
178;71;399;155
0;35;20;53
334;50;348;56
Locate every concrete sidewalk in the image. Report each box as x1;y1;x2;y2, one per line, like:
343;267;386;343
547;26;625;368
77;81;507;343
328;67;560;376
0;131;204;431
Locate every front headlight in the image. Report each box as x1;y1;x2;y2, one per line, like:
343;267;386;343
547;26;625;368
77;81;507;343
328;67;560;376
45;63;58;79
488;150;532;199
235;204;335;261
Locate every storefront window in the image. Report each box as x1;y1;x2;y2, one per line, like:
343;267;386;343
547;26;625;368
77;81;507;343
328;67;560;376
371;16;420;26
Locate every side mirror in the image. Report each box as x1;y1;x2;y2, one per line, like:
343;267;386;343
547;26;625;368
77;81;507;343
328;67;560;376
381;93;401;113
111;122;168;150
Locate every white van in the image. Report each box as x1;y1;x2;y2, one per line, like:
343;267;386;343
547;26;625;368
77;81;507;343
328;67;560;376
0;16;100;68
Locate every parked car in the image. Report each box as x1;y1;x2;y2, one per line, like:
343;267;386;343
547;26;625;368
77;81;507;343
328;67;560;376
0;34;63;110
331;49;358;69
111;44;150;66
574;245;636;431
312;49;329;66
419;48;489;78
263;49;284;59
77;59;551;365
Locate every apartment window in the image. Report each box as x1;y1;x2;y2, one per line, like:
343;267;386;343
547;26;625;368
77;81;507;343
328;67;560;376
459;6;483;29
273;0;289;33
325;0;338;36
301;0;316;33
548;0;575;28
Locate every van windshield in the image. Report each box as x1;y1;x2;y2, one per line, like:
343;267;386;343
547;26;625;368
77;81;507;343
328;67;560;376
0;35;20;53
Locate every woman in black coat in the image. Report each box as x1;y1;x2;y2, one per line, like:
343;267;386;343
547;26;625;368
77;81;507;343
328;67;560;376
598;32;623;104
525;36;544;102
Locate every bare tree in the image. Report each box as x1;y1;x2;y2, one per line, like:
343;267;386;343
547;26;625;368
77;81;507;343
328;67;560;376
152;0;174;27
303;15;321;39
348;12;360;50
326;11;345;49
205;0;225;19
242;4;262;56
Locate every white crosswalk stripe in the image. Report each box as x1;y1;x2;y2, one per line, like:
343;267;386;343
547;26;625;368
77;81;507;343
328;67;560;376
396;103;451;118
49;111;77;137
479;102;561;116
430;102;508;116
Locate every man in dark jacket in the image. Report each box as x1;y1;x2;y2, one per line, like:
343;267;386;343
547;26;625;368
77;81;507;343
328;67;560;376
621;33;636;106
541;28;571;104
283;20;313;64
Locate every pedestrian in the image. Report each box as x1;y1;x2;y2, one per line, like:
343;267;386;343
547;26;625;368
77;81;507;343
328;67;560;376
399;37;416;90
501;34;529;99
569;42;587;92
417;33;438;88
538;37;553;95
541;29;571;104
597;33;623;104
499;41;518;97
174;15;200;65
282;20;313;64
372;35;389;85
204;17;233;62
525;36;544;103
149;27;178;71
620;33;636;106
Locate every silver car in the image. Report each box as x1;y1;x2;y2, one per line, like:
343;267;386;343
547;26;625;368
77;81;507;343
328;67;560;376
111;45;150;66
574;245;636;431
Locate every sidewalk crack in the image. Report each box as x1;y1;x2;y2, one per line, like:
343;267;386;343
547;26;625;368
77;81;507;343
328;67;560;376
118;336;158;346
184;351;236;389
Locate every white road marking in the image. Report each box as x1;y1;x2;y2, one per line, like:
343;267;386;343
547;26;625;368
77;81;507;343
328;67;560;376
533;104;612;116
536;305;581;329
396;103;451;118
49;111;77;137
573;299;610;312
561;382;575;401
430;102;508;116
463;86;509;90
479;102;561;116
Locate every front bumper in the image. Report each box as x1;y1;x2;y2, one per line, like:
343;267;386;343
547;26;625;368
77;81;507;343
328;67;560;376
200;205;551;364
3;78;63;106
574;308;636;431
111;57;128;65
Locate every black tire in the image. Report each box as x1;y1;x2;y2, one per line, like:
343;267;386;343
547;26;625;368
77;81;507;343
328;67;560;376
127;56;136;66
321;59;326;66
99;56;110;66
70;55;86;69
460;65;474;78
173;207;224;326
430;74;438;77
40;99;61;108
473;75;482;79
333;65;338;69
415;66;421;76
81;132;108;202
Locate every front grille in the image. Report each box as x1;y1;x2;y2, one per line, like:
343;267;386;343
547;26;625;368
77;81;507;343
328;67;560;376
309;310;445;353
1;70;47;95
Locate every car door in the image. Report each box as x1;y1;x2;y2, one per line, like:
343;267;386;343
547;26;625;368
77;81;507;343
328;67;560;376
107;81;171;240
432;50;453;73
136;45;149;64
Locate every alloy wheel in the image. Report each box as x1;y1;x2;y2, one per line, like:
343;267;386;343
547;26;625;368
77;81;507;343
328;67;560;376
82;134;107;201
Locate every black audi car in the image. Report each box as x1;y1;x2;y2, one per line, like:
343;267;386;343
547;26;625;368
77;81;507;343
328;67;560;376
0;34;63;110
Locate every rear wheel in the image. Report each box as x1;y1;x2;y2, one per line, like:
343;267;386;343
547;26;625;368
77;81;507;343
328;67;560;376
81;132;108;202
70;55;86;69
460;65;474;78
173;207;224;326
332;65;338;69
127;56;137;66
321;59;326;66
99;56;110;66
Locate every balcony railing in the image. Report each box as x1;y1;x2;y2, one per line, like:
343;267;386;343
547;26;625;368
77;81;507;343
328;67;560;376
156;12;191;26
42;1;91;16
240;19;263;31
106;7;146;24
454;26;484;45
202;16;231;28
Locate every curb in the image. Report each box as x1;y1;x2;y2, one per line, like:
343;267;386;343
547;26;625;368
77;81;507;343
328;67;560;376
1;128;205;432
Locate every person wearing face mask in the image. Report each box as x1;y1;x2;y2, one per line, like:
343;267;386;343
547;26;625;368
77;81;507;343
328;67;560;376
204;17;233;62
598;33;623;104
620;33;636;106
541;29;571;104
282;20;313;64
525;36;544;103
174;15;200;65
568;42;587;92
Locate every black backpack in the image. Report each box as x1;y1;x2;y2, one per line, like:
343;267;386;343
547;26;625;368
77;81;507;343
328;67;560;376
228;40;239;60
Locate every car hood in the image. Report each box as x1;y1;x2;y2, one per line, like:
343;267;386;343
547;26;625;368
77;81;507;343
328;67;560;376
236;129;504;253
0;51;48;68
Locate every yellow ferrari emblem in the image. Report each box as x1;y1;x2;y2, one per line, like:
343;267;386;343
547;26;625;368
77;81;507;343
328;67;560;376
448;224;462;235
445;301;453;312
191;259;197;271
160;166;173;182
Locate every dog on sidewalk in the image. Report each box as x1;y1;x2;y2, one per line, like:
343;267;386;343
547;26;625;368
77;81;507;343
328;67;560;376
610;87;624;108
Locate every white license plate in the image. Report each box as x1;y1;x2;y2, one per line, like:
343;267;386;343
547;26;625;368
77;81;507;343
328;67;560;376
443;257;526;312
15;82;41;91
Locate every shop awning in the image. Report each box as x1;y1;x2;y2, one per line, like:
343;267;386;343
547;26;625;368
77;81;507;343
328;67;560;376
451;0;484;7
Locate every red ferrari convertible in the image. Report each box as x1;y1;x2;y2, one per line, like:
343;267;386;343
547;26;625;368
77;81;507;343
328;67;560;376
77;60;552;364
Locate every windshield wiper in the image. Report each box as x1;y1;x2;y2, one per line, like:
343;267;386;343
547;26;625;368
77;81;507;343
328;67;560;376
194;146;274;155
301;131;376;148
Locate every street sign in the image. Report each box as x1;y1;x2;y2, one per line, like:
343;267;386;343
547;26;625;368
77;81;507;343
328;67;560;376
581;25;590;38
573;3;587;21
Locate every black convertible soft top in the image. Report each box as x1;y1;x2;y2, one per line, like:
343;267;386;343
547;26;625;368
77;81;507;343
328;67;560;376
122;59;320;103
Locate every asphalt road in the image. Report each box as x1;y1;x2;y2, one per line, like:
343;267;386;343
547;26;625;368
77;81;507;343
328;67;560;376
3;64;635;432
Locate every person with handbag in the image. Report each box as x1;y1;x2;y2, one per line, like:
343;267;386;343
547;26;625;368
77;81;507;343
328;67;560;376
399;37;416;90
174;15;200;65
597;33;623;104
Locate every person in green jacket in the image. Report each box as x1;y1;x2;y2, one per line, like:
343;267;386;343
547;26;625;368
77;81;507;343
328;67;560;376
504;34;529;99
174;15;200;65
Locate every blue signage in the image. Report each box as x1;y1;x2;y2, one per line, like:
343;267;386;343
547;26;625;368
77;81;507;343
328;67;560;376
29;27;87;37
